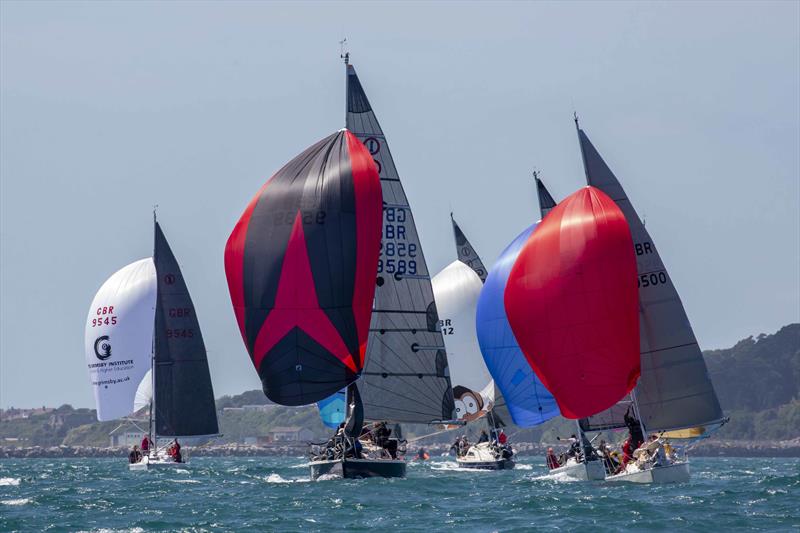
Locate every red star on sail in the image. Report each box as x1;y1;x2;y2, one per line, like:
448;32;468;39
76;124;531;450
251;212;357;373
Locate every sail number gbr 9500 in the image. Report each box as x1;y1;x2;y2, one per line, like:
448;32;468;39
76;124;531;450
378;206;418;276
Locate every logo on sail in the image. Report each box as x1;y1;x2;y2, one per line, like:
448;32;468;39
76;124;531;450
94;335;112;360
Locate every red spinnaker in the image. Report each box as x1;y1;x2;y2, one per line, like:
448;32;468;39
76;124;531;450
504;186;640;419
224;130;382;406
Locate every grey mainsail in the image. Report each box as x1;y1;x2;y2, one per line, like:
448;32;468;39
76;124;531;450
535;174;557;219
346;62;455;424
451;215;487;282
576;126;724;433
153;222;219;437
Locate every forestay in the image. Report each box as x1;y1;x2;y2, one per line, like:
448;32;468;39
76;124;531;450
346;62;455;423
577;127;724;432
153;222;219;437
84;259;156;421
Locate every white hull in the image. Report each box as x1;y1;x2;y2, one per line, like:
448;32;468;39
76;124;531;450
606;461;690;484
129;454;186;471
456;442;515;470
548;459;605;481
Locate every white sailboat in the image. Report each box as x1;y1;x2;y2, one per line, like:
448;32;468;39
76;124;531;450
573;119;725;483
432;217;514;470
84;217;219;470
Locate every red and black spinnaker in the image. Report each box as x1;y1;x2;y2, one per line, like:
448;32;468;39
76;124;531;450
503;186;640;419
224;130;382;406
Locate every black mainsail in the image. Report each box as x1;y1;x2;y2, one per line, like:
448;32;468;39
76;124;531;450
346;61;455;424
153;221;219;437
575;124;724;433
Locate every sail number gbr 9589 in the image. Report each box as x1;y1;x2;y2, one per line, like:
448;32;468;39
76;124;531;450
378;207;417;276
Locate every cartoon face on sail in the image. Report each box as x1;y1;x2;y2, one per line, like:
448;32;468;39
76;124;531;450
224;130;382;406
432;260;494;422
84;258;156;421
504;186;641;419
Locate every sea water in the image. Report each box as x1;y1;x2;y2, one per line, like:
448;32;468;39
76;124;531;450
0;456;797;531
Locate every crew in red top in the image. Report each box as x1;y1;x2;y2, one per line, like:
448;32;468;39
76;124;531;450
141;435;152;453
498;430;508;445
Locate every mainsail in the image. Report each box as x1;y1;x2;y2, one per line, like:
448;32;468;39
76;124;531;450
224;129;383;406
451;215;487;282
476;224;560;427
346;62;455;423
84;258;156;421
504;186;641;419
153;222;219;437
576;126;724;432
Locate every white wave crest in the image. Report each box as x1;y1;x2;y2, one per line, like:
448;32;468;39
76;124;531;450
2;498;31;506
0;477;20;486
264;473;310;484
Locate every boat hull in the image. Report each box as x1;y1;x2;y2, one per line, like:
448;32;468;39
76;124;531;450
548;459;605;481
457;457;515;470
309;458;406;480
128;455;186;471
606;461;690;484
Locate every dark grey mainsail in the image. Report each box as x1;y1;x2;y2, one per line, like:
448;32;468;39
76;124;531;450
451;215;487;282
346;62;455;424
576;125;724;433
153;222;219;437
535;174;557;219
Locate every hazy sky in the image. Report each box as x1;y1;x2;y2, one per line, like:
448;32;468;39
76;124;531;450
1;1;798;409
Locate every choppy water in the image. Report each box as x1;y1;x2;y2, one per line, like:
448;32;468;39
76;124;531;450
0;456;797;531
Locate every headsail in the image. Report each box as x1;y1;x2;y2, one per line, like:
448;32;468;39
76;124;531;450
451;215;487;281
475;224;560;427
346;63;455;423
84;258;156;421
153;222;219;437
504;186;641;419
432;260;494;422
576;126;724;432
224;129;383;406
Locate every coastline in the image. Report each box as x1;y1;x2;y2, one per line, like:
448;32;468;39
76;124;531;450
2;439;798;459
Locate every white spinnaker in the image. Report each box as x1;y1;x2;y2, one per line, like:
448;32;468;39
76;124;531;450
432;260;494;421
133;369;153;413
84;258;156;421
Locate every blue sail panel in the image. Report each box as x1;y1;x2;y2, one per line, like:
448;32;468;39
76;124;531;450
317;389;347;429
475;223;560;427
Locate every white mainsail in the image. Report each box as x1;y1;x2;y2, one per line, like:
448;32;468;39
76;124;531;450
84;258;156;421
432;260;494;422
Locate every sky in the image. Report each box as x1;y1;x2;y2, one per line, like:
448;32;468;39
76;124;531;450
1;1;798;409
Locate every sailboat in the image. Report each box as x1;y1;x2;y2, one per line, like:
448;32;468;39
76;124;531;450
431;215;514;470
84;217;219;470
574;120;726;483
224;126;385;479
312;57;458;479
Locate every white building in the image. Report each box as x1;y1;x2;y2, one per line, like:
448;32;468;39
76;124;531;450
268;426;314;442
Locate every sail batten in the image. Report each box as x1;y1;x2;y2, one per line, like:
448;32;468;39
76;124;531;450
577;128;723;432
347;63;455;424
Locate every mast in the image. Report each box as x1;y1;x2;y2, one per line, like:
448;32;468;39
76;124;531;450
150;207;158;449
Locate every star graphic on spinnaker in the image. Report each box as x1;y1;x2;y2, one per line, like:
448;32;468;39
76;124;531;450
252;212;357;373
